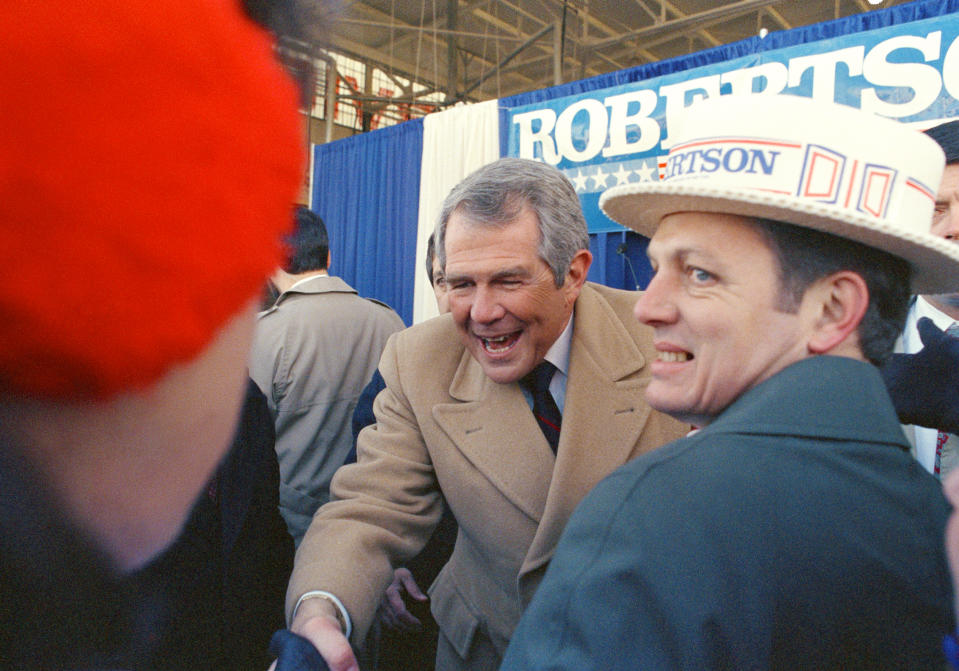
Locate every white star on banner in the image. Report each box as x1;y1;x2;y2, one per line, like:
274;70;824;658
593;166;609;189
571;169;590;192
635;160;657;182
612;164;632;185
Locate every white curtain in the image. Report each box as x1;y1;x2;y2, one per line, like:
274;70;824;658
413;99;500;324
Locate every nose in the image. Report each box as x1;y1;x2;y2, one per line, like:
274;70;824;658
470;286;506;324
634;273;678;326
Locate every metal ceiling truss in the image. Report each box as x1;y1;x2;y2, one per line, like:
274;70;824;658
280;0;903;135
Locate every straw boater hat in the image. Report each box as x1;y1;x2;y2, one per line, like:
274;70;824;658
599;94;959;295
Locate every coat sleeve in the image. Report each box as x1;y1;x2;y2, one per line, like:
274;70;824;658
284;331;445;645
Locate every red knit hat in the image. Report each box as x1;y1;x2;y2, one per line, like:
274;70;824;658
0;1;304;398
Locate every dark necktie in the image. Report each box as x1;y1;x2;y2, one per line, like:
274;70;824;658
521;361;562;453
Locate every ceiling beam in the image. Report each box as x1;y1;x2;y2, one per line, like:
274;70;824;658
331;18;529;41
762;6;793;30
587;0;787;51
328;0;538;99
386;0;493;51
461;23;553;97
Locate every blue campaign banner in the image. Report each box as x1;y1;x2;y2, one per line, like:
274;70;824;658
507;13;959;234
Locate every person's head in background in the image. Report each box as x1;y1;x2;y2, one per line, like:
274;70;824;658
0;1;303;570
271;206;332;294
286;207;331;274
425;232;450;314
923;120;959;320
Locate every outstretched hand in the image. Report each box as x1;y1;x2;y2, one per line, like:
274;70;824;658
379;568;428;633
268;629;329;671
269;598;358;671
881;317;959;434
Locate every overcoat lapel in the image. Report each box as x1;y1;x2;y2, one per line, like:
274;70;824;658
431;285;654;601
433;350;555;524
518;286;651;589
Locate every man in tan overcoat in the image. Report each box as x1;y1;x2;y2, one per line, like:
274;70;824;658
282;158;688;671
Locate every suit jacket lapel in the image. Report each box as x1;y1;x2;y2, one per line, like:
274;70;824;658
433;349;555;523
432;285;653;592
519;285;650;581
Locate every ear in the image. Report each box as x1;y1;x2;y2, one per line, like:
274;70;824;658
565;249;592;289
804;271;869;356
562;249;593;305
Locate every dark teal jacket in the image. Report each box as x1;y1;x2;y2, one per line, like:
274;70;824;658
502;356;954;670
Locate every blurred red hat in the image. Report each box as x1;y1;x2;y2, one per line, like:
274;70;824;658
0;0;304;398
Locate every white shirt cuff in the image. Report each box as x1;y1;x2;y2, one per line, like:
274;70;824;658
292;590;353;639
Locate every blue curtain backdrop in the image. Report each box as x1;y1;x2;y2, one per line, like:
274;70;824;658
311;118;422;324
500;0;959;291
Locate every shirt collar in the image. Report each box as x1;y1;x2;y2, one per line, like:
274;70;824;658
286;271;329;293
915;295;957;330
542;310;574;376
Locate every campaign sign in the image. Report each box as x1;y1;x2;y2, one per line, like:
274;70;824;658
506;14;959;233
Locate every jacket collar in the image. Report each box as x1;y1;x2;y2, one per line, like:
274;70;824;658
706;355;908;449
260;275;357;315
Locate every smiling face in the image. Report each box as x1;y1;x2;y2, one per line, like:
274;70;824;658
634;212;812;426
444;204;590;384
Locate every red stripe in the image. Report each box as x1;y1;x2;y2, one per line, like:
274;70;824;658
906;179;935;202
536;414;561;432
671;137;802;152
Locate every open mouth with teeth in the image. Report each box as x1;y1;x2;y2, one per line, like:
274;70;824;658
480;331;521;354
658;350;692;362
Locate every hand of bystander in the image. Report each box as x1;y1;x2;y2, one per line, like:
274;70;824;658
882;317;959;433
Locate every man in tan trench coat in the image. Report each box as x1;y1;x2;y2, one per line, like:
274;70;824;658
283;158;688;671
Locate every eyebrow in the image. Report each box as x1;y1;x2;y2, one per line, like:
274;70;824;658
445;265;531;284
647;243;703;262
490;266;531;280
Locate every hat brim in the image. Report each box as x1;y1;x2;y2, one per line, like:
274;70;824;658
600;182;959;295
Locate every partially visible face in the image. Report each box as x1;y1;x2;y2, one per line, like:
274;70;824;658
2;300;258;571
444;205;589;384
944;468;959;619
926;164;959;314
431;256;450;314
931;164;959;241
634;212;810;426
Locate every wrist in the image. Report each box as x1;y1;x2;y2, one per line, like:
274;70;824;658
293;591;351;638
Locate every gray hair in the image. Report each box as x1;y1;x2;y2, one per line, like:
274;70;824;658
434;158;590;287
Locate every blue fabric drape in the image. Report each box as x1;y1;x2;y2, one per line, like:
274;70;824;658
310;119;422;325
499;0;959;290
587;231;652;291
